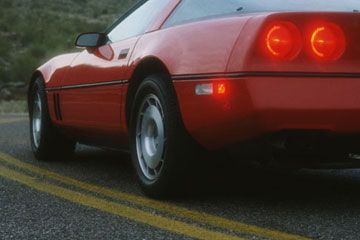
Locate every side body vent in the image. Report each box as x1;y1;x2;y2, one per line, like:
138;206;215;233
53;93;62;121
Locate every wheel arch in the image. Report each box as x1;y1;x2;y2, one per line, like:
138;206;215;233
28;70;45;109
126;56;171;126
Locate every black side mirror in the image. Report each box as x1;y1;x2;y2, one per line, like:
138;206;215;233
75;32;107;48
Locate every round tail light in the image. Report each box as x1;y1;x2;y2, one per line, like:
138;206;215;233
261;21;302;61
308;22;346;61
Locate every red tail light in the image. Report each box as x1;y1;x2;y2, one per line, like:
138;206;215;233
308;22;346;61
261;21;302;61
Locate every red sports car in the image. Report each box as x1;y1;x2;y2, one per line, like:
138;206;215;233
28;0;360;196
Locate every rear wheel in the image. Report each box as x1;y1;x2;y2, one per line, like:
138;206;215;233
29;77;76;161
130;74;196;198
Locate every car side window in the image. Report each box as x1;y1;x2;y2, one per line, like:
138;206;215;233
108;0;170;42
163;0;244;28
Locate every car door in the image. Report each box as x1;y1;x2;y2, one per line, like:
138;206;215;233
58;0;171;144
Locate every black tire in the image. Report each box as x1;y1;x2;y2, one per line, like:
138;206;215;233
129;74;197;198
29;77;76;161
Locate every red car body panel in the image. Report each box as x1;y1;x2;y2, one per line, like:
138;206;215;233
33;0;360;151
38;53;80;86
59;38;139;138
130;16;249;75
174;76;360;149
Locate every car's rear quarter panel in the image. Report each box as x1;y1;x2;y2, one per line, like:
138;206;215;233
127;16;257;149
130;16;251;75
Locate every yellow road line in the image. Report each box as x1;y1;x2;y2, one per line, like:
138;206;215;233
0;118;27;125
0;165;245;240
0;152;312;240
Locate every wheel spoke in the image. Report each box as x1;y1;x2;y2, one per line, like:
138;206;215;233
135;94;166;181
146;99;152;107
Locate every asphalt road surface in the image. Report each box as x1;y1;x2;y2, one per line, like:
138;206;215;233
1;114;360;240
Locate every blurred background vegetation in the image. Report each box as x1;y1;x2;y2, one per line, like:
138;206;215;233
0;0;135;106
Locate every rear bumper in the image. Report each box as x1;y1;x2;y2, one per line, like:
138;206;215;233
173;76;360;150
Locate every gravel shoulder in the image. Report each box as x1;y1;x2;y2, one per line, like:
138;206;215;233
0;100;27;114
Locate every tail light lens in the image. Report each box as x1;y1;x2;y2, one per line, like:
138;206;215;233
216;83;226;95
308;22;346;61
261;21;302;61
260;20;347;62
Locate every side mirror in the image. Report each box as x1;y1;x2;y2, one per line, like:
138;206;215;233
75;32;107;48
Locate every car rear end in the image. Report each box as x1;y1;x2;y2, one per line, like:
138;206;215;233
175;11;360;167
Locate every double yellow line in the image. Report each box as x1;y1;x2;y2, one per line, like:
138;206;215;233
0;151;311;240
